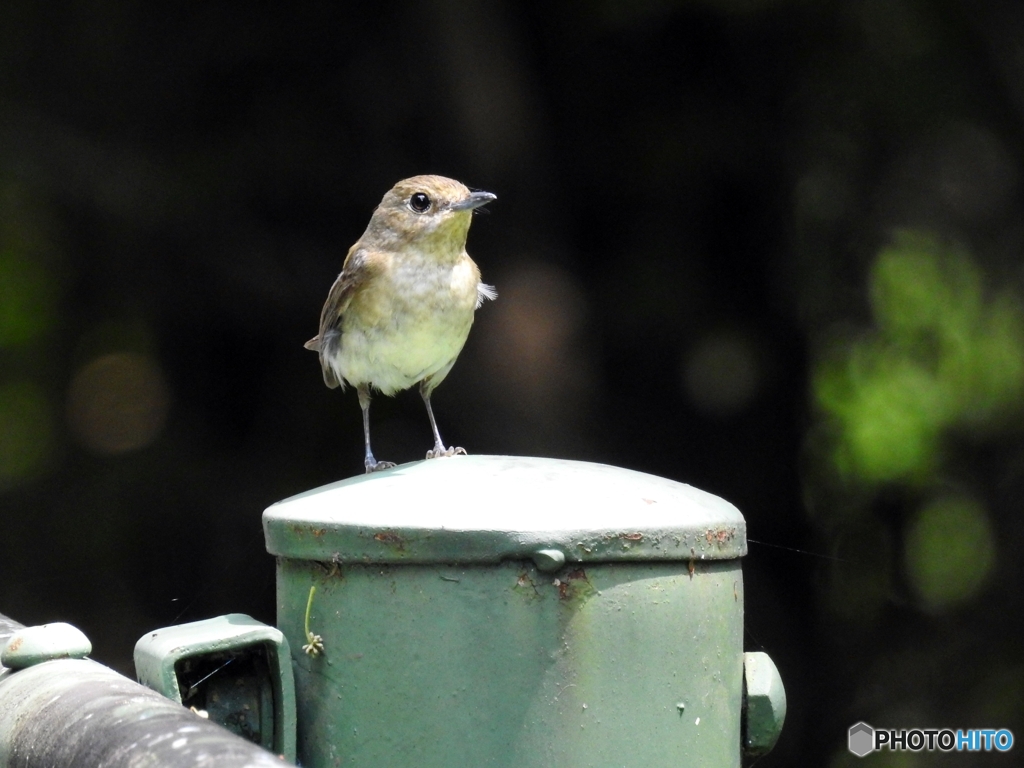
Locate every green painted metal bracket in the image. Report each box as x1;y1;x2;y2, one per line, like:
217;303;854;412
742;651;787;756
134;613;296;762
1;622;91;670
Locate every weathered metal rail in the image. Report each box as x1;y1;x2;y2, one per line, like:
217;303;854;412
0;614;292;768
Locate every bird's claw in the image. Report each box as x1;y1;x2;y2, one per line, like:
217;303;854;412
365;459;397;474
425;446;467;460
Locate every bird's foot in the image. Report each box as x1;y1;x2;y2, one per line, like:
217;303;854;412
425;445;468;460
364;458;397;474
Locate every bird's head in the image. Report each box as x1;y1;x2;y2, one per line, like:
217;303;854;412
363;175;496;255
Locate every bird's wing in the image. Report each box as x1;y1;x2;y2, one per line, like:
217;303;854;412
304;246;369;349
304;245;371;388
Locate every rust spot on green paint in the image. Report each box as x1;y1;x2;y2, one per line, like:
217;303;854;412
556;568;596;603
705;527;737;547
372;531;405;551
514;571;541;598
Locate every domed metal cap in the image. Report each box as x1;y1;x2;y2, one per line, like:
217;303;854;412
263;455;746;565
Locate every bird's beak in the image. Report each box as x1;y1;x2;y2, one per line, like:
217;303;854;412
451;191;497;211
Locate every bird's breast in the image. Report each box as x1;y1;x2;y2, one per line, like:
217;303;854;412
329;253;482;393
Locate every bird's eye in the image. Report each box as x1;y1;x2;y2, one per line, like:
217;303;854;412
409;192;431;213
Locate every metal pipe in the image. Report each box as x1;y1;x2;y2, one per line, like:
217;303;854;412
0;651;292;767
0;614;22;646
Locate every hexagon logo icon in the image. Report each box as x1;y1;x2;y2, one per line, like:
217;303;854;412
848;722;875;757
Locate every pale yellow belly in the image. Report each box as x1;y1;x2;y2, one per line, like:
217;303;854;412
327;257;480;395
332;310;474;394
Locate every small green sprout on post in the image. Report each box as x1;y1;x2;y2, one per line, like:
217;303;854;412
302;585;325;657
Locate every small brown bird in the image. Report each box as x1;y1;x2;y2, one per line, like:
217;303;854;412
304;175;496;473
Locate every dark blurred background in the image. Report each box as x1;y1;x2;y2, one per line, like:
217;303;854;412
3;0;1024;764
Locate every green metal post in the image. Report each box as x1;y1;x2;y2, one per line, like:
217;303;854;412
263;455;782;768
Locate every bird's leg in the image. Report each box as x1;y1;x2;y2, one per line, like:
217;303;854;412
420;382;467;460
358;386;395;473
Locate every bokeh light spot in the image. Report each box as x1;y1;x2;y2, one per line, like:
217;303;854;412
681;331;761;415
67;352;170;455
816;230;1024;487
0;381;52;489
817;349;946;483
0;250;54;347
482;263;591;409
871;232;984;360
904;496;995;611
